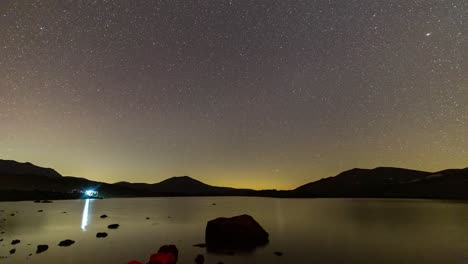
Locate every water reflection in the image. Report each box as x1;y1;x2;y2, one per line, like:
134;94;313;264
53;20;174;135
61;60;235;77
81;199;91;231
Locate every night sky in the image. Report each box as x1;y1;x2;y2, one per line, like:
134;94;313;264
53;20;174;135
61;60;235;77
0;1;466;189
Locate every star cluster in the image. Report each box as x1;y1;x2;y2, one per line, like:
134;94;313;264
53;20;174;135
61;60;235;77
0;0;466;189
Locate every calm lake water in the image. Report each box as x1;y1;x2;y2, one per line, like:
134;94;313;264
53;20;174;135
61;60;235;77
0;197;468;263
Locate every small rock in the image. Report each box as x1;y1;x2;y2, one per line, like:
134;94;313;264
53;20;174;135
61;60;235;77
212;203;216;205
107;224;119;229
274;251;283;256
34;200;41;203
58;239;75;247
29;253;32;256
37;210;43;212
195;254;204;264
157;245;179;262
96;232;108;238
10;249;15;254
100;214;108;219
0;238;3;242
146;217;150;220
61;212;67;214
11;240;20;245
193;243;207;248
36;245;48;254
10;214;15;216
41;200;53;203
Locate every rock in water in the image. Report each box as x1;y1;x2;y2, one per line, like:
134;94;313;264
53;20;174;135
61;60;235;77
195;254;205;264
10;249;16;254
149;245;178;264
108;224;119;229
11;239;20;245
96;232;108;238
58;240;75;247
100;214;108;219
274;251;284;256
36;245;48;254
193;243;206;248
205;214;269;251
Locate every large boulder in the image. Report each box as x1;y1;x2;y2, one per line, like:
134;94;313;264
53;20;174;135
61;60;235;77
205;214;269;251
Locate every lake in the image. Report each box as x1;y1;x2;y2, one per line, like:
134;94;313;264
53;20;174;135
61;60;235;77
1;197;468;263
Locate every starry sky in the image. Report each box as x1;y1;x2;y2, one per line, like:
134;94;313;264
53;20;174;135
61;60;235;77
0;0;466;190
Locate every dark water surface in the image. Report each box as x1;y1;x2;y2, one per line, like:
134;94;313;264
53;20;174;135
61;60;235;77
0;197;467;263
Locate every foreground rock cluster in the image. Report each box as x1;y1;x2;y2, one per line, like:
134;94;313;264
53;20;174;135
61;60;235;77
1;204;280;263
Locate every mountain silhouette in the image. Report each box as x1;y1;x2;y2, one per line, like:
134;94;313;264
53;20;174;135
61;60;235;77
116;176;253;195
0;159;62;178
294;167;431;197
294;166;468;199
0;160;467;201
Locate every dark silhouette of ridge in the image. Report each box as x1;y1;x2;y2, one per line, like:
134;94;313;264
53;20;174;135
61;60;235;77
294;166;468;199
0;160;467;201
0;159;62;178
115;175;253;195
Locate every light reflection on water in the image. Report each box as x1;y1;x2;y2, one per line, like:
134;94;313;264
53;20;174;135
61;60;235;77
80;199;91;231
0;197;468;264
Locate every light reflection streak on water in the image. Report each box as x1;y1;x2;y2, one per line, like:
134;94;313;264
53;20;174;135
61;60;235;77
81;199;91;231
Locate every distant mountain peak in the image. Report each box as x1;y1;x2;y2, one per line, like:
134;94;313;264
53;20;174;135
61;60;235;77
0;159;62;178
157;175;207;186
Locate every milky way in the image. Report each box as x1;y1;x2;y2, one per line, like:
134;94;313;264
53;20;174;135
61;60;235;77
0;0;466;189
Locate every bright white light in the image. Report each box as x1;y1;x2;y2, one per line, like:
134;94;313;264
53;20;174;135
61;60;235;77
81;199;90;231
85;190;94;196
426;32;432;36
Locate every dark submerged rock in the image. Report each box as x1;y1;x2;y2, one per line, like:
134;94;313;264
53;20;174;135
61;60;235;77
193;243;206;248
58;239;75;247
107;224;119;229
96;232;108;238
34;200;41;203
205;214;269;252
146;217;150;220
10;214;15;216
36;245;48;254
10;249;15;254
100;214;108;219
41;200;53;203
195;254;205;264
274;251;284;256
37;210;43;212
11;240;20;245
